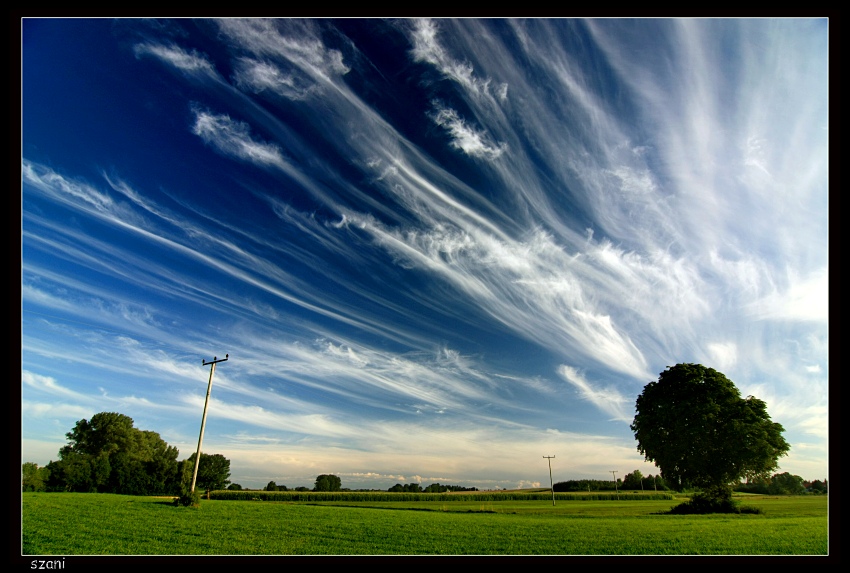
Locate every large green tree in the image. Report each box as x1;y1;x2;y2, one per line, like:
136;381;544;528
631;364;789;507
622;470;644;490
45;412;179;495
314;474;342;492
22;462;49;492
768;472;806;495
181;452;231;491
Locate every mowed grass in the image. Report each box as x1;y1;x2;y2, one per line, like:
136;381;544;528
21;493;828;555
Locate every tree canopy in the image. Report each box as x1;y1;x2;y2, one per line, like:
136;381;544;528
43;412;231;496
622;470;644;490
631;364;789;494
22;462;49;492
735;472;806;495
182;452;231;491
314;474;342;491
46;412;179;495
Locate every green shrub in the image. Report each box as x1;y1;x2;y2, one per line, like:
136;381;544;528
668;486;762;515
175;490;201;508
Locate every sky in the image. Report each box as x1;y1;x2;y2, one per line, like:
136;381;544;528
21;18;828;490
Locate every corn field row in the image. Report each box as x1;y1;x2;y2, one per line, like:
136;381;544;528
209;490;674;502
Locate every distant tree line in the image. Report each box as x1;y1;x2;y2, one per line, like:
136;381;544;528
388;482;478;492
735;472;826;495
553;469;827;495
22;412;230;495
263;474;342;492
622;470;669;491
260;477;477;493
554;472;669;493
803;479;829;494
265;482;312;492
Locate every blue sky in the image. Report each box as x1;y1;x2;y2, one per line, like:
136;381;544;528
22;19;828;490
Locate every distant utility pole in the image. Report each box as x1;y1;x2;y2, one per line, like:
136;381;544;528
191;354;229;494
544;455;556;506
611;470;619;500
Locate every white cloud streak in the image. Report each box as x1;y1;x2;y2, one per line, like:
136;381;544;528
556;365;631;422
134;43;217;78
191;110;288;169
430;104;507;160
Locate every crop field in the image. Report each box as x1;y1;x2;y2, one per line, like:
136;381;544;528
210;489;674;501
21;492;828;555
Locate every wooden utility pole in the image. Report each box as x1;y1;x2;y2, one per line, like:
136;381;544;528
610;470;619;500
191;354;228;494
544;455;556;506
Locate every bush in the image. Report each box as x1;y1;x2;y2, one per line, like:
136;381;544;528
175;489;200;508
174;461;200;507
667;486;762;514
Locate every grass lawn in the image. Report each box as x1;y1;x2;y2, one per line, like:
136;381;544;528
21;493;828;555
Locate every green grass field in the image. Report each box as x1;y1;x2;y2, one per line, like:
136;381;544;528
21;493;828;555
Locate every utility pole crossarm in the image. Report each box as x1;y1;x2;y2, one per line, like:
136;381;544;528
203;355;230;366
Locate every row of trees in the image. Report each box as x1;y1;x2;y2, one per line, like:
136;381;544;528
736;473;827;495
388;482;478;492
803;479;829;494
264;474;342;492
553;474;669;493
23;412;230;495
622;470;668;491
265;481;312;492
260;477;479;493
553;470;826;494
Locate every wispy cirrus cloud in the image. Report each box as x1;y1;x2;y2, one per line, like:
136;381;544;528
232;57;313;100
23;371;91;402
22;160;116;214
134;42;217;78
341;212;652;380
409;19;508;103
22;321;651;485
191;109;288;169
557;365;632;422
217;19;349;84
430;104;507;160
744;268;828;323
